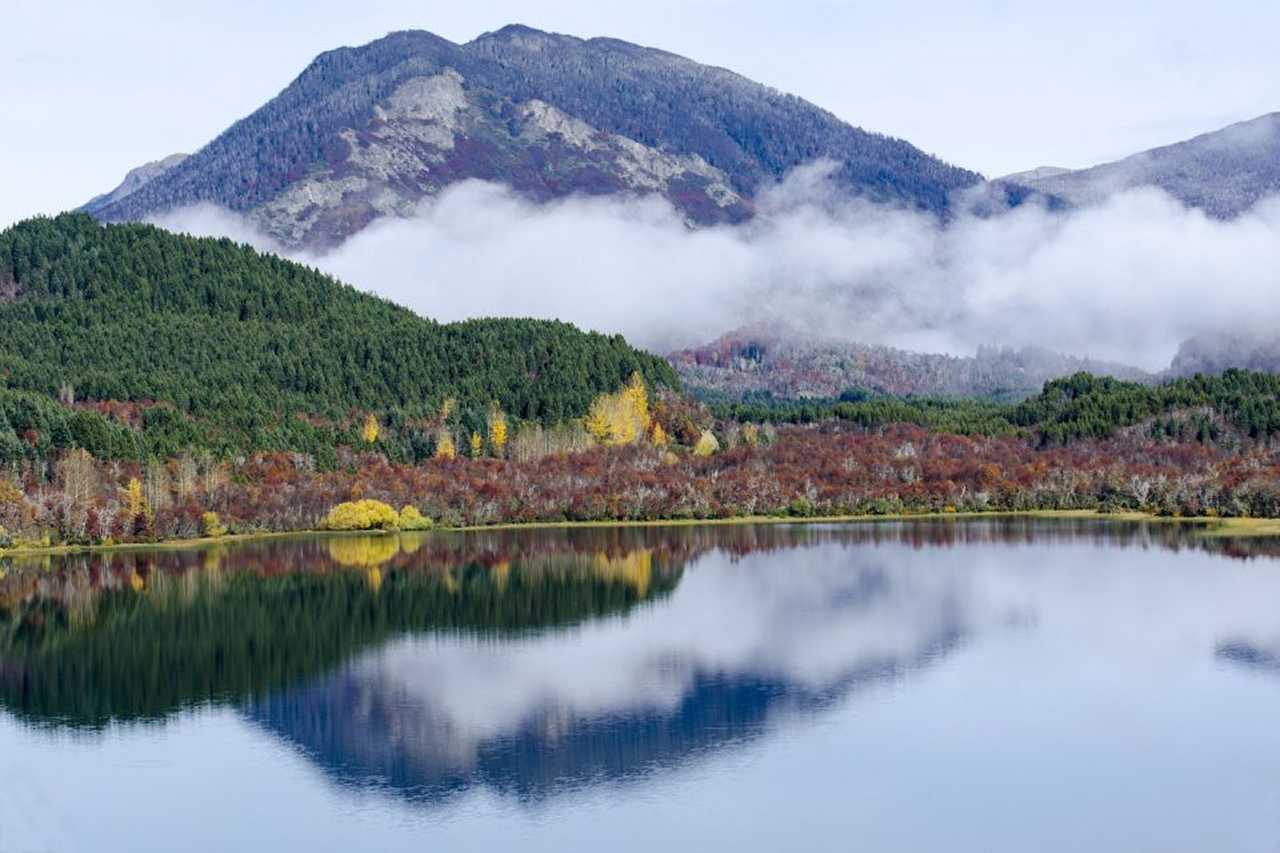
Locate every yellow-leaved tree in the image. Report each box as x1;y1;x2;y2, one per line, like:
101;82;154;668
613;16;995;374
488;407;508;456
586;372;650;446
122;477;148;523
434;431;456;460
470;432;484;458
361;413;380;444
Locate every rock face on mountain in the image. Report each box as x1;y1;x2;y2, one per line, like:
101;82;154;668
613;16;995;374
670;328;1152;401
82;153;188;216
86;25;984;249
1010;113;1280;218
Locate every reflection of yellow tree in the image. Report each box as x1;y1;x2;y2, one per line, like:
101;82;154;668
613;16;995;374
202;545;225;574
328;535;401;568
590;549;653;598
491;559;511;590
399;532;427;555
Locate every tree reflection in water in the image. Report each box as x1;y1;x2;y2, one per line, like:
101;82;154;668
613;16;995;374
3;517;1279;808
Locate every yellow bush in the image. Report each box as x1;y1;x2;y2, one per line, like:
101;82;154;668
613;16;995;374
398;505;434;531
0;479;22;504
201;511;227;538
693;430;720;457
323;499;399;531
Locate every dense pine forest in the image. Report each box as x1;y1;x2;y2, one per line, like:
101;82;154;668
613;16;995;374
711;370;1280;446
0;214;676;460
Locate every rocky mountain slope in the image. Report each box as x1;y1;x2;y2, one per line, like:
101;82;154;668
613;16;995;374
83;153;188;216
670;328;1152;401
1008;112;1280;218
86;25;986;249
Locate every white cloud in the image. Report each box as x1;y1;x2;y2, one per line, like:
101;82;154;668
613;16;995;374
155;164;1280;371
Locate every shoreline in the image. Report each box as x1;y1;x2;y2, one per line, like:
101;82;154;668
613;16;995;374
3;510;1278;560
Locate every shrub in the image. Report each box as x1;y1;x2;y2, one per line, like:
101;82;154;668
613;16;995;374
323;499;399;531
693;430;720;457
398;505;434;531
201;511;228;538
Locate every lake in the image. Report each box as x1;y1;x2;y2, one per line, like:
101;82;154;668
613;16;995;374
2;519;1280;852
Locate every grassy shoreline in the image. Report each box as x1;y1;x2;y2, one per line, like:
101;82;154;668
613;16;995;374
3;509;1277;560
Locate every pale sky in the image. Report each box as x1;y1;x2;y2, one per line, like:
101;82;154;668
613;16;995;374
4;0;1279;229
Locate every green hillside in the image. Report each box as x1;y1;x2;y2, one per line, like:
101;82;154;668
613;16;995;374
0;213;676;460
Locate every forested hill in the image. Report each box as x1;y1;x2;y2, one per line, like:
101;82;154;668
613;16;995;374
0;214;676;426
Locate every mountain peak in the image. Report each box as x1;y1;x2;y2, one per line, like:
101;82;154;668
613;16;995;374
86;26;982;248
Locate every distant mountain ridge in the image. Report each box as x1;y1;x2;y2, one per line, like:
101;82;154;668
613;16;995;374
669;328;1153;402
83;153;188;216
86;25;986;248
1008;113;1280;218
1167;332;1280;378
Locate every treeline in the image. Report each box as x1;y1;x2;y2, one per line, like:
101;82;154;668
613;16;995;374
712;370;1280;447
1010;370;1280;445
711;392;1017;437
0;214;676;459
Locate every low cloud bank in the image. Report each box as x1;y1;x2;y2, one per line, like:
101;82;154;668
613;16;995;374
155;162;1280;370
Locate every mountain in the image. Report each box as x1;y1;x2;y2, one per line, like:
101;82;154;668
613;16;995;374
1008;113;1280;218
670;327;1152;402
85;25;985;249
82;153;188;216
999;165;1070;184
0;213;675;457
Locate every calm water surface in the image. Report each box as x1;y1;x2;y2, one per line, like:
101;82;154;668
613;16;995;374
2;519;1280;852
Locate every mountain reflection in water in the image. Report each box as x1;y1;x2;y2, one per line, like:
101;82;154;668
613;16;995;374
3;518;1280;812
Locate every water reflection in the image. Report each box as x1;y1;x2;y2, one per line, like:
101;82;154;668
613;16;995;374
0;531;689;727
244;549;969;806
3;517;1280;815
